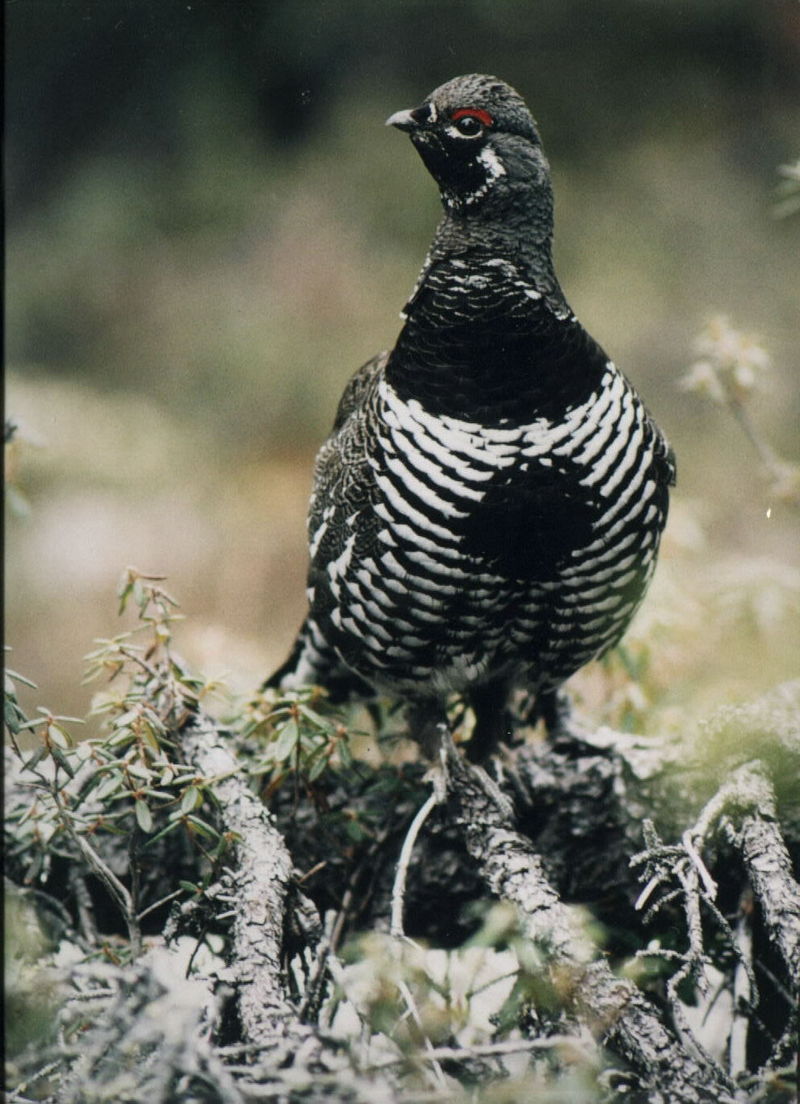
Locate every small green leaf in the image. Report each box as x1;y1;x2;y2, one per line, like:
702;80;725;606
298;705;335;732
109;727;135;748
144;819;183;846
308;753;329;782
117;574;135;615
132;579;146;610
133;786;173;802
272;718;300;762
180;786;201;815
135;799;154;833
50;745;76;777
5;667;38;690
47;723;71;749
14;718;45;733
126;760;154;782
140;726;162;752
185;815;220;841
5;698;25;734
114;708;141;728
345;817;368;843
22;745;49;771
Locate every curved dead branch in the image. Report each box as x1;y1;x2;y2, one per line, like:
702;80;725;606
443;739;740;1104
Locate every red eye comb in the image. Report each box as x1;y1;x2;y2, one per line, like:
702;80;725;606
451;107;494;128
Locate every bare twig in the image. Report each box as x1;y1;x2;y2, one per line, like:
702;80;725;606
7;1060;63;1102
51;783;142;956
395;977;448;1090
730;888;754;1077
390;788;441;939
136;888;184;923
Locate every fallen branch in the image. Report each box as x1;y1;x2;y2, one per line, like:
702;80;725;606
178;714;315;1057
724;760;800;988
443;738;739;1104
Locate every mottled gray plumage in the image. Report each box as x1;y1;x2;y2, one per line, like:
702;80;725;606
266;75;675;758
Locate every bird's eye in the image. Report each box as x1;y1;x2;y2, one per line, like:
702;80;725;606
450;107;494;138
454;115;483;136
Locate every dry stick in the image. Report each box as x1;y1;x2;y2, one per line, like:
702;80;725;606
390;743;450;938
180;720;398;1097
301;832;388;1024
730;761;800;987
443;738;739;1104
390;788;441;938
692;758;800;988
68;868;99;945
52;784;142;956
136;887;184;923
8;1060;63;1102
388;764;450;1089
730;889;754;1078
396;977;449;1091
179;714;305;1054
672;785;764;1007
663;860;721;1073
681;828;719;899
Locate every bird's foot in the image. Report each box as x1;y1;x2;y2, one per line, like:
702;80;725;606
422;723;450;802
470;760;516;823
529;689;603;759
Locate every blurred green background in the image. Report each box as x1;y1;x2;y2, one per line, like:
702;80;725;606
6;0;800;731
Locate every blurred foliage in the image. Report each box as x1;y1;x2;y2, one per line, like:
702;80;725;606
5;885;62;1060
7;0;799;439
774;159;800;218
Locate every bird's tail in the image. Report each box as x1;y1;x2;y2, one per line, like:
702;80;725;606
261;636;306;692
262;617;373;702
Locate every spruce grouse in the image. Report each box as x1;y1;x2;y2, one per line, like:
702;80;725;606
266;74;675;759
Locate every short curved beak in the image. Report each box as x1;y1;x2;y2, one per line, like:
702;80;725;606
385;108;419;132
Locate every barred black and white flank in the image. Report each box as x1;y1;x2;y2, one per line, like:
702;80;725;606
267;74;675;758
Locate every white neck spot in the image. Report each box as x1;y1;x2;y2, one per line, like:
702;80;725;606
444;143;508;210
477;144;507;183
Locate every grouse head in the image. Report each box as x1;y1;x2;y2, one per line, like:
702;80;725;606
386;74;551;221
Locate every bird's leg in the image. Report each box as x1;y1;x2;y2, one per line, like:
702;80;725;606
535;687;601;757
406;699;450;760
536;687;573;738
467;679;515;761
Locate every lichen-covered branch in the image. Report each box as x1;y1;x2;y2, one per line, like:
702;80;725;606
443;739;740;1104
54;951;241;1104
178;714;304;1053
711;759;800;987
